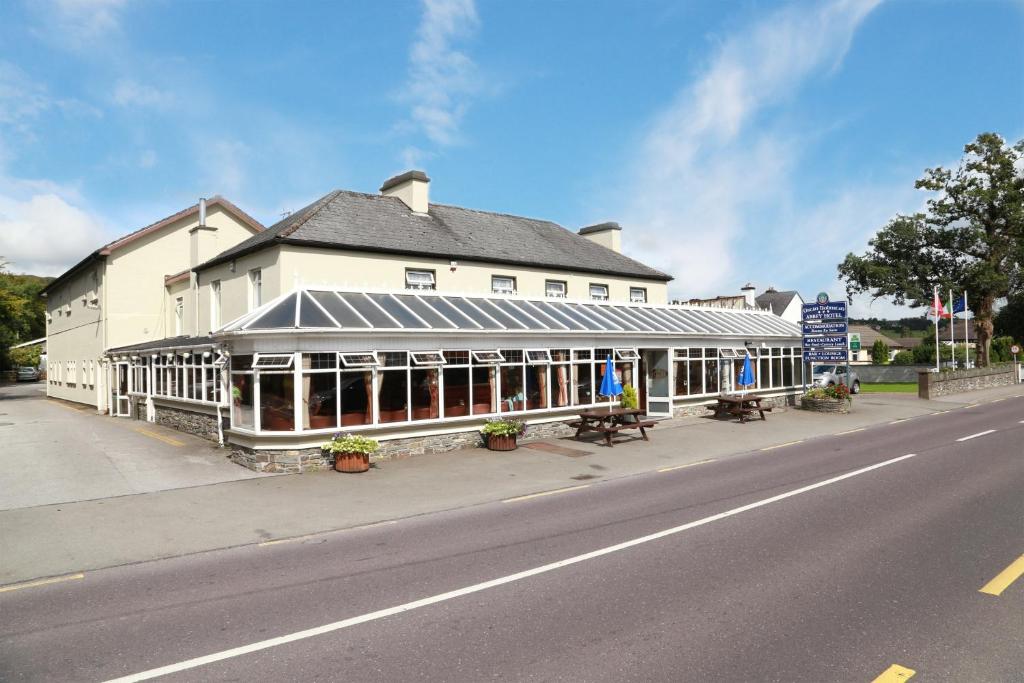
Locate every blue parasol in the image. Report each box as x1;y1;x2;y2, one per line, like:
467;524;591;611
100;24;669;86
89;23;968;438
737;353;755;395
598;355;624;409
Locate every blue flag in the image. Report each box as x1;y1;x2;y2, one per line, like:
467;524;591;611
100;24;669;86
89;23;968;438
952;295;967;314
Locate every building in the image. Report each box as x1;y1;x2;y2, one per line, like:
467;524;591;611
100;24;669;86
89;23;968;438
96;171;803;472
754;287;804;324
41;197;265;412
847;325;904;363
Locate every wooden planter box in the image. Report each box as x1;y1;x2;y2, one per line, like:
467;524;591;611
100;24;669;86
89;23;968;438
486;434;517;451
800;397;850;414
334;451;371;473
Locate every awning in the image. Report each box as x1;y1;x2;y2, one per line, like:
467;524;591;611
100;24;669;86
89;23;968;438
218;288;800;339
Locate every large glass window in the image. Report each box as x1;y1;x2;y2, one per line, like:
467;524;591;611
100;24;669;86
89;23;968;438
411;368;440;420
572;350;593;405
260;372;294;431
378;352;409;423
443;366;471;417
551;349;570;407
499;350;525;412
301;353;337;430
341;372;373;426
231;355;254;429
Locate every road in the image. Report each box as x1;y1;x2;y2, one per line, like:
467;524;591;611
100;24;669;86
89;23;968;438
1;397;1021;682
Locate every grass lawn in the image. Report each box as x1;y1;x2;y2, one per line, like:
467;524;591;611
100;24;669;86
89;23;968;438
860;382;918;393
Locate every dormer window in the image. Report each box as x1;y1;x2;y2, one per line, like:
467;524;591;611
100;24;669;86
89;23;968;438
405;269;436;290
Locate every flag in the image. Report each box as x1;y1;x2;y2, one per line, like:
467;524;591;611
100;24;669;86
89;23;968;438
930;291;950;319
952;294;967;314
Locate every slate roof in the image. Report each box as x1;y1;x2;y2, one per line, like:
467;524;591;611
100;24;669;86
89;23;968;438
197;190;672;281
755;290;801;316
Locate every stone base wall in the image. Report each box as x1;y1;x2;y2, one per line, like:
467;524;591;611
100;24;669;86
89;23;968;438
673;393;797;418
154;404;219;441
229;419;581;473
800;397;850;414
918;365;1018;399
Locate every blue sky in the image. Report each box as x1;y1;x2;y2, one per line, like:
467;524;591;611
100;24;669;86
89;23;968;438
1;0;1021;317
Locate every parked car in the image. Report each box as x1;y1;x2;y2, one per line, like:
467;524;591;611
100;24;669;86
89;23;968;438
811;364;860;394
16;366;40;382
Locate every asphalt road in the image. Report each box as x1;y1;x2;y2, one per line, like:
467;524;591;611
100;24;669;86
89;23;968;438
1;397;1022;682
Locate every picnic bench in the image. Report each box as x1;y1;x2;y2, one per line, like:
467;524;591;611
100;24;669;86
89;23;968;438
569;407;656;447
707;394;773;423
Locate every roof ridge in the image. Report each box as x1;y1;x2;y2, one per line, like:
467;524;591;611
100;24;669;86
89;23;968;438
430;201;562;227
278;190;345;239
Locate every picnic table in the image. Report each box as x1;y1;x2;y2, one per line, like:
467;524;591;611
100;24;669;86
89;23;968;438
707;394;773;423
570;407;656;447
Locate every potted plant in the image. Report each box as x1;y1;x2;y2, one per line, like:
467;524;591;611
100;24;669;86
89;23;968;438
322;432;380;473
480;417;526;451
800;383;853;414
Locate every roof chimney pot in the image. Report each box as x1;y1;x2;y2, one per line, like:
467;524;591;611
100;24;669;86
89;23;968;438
381;170;430;213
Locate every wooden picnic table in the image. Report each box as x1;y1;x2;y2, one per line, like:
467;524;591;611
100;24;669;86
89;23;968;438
570;407;656;447
707;394;773;423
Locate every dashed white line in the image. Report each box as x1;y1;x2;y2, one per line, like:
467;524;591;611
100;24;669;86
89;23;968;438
955;429;996;442
104;452;919;683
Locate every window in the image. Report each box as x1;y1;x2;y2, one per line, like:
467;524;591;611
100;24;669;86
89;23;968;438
526;349;551;364
249;269;262;310
545;280;567;298
471;350;505;364
210;280;221;330
491;275;516;295
174;297;184;335
589;283;609;301
614;348;639;361
405;269;436;290
253;353;294;369
629;287;647;303
301;353;337;431
410;351;446;365
340;352;379;368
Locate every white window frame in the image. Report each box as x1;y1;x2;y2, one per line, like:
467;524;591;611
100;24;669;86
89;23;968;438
491;275;516;295
249;268;262;310
340;352;380;368
252;353;294;370
174;297;184;335
629;287;647;303
545;280;567;298
614;348;639;361
210;280;222;330
589;283;609;301
410;351;446;366
471;350;505;364
525;349;552;364
405;269;436;290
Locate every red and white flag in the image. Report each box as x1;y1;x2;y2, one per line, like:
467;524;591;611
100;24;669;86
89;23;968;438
930;291;950;319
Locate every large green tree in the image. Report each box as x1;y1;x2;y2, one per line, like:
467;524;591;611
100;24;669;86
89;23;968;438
838;133;1024;366
0;259;52;370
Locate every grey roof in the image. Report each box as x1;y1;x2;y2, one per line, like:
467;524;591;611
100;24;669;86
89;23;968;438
755;290;801;316
107;335;215;355
218;287;801;339
197;190;672;281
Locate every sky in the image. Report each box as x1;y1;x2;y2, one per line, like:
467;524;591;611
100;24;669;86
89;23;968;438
0;0;1022;318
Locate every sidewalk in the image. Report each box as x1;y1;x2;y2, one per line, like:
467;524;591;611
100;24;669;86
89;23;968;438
2;384;1022;585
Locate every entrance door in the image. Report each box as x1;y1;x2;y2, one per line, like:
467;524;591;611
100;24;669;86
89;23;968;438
111;363;130;417
641;349;672;416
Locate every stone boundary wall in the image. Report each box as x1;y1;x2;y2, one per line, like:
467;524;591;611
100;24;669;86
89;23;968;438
230;420;579;474
853;365;931;383
154;404;220;442
918;364;1018;399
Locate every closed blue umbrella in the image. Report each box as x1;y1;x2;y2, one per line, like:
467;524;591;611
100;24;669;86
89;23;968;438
598;355;623;410
737;353;755;395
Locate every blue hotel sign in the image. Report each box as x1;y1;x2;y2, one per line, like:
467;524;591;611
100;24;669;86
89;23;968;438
803;350;849;362
801;302;848;321
802;321;848;335
802;335;848;348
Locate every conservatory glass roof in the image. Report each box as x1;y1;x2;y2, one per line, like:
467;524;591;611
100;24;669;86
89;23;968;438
218;288;801;338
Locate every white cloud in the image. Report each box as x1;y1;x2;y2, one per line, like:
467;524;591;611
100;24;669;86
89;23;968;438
0;188;110;275
404;0;481;148
112;79;174;108
37;0;128;48
615;0;882;299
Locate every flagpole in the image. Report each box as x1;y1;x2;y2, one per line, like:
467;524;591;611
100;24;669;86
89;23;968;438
949;287;955;369
933;285;940;372
964;289;970;369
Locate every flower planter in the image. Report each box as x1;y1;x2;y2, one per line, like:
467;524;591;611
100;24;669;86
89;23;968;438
486;434;517;451
800;397;850;414
334;450;370;473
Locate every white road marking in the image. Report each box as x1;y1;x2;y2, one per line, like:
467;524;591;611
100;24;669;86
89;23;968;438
105;452;919;682
956;430;996;442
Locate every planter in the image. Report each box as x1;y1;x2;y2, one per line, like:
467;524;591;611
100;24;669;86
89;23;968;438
486;434;518;451
334;450;370;473
800;397;850;414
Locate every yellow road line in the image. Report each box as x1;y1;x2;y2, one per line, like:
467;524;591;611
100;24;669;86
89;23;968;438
259;520;398;546
872;664;915;682
979;553;1024;596
135;428;185;447
502;485;589;503
0;573;84;593
658;459;715;473
761;440;804;451
835;427;866;435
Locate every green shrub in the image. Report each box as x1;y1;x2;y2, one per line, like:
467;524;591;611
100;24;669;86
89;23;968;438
870;339;890;364
620;384;638;409
891;350;915;365
480;417;526;438
321;432;380;455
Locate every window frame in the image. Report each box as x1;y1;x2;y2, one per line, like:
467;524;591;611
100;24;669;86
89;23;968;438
490;275;517;295
589;283;610;301
629;287;648;303
210;280;222;330
471;350;505;364
525;349;552;364
405;268;437;290
340;352;380;368
410;351;447;366
252;353;295;370
249;268;262;310
545;280;568;298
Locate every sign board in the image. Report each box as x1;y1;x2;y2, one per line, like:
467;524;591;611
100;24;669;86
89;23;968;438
802;321;848;335
1012;345;1020;355
801;302;848;320
803;335;849;348
849;333;861;352
803;350;849;362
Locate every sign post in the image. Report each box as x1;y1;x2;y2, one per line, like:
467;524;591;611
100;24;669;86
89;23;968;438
802;292;850;391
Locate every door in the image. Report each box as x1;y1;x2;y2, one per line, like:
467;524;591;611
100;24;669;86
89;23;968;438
111;363;130;417
641;349;672;416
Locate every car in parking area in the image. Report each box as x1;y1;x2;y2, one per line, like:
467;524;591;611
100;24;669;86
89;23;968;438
811;364;860;394
16;366;40;382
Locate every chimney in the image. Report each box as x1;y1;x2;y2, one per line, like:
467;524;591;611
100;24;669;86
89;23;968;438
578;222;622;253
381;170;430;213
198;197;207;227
741;282;756;308
189;197;217;268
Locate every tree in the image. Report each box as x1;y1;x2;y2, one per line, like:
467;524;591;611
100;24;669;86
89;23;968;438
869;338;890;364
891;350;915;365
995;295;1024;343
838;133;1024;367
0;260;52;370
